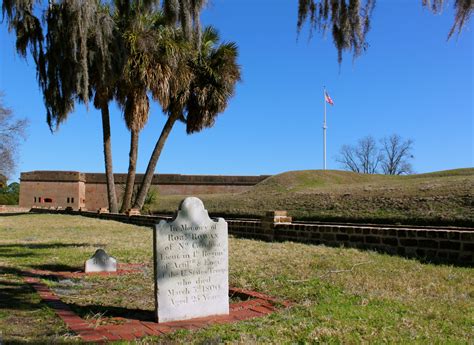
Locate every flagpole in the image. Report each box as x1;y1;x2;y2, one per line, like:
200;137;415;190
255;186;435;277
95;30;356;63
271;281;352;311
323;87;327;170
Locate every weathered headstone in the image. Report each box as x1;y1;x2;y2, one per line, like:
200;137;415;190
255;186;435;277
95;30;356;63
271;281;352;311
85;249;117;273
154;197;229;323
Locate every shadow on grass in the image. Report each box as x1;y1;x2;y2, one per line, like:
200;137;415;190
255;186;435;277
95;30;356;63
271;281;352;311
0;212;30;217
0;265;79;286
0;243;102;261
0;243;93;250
29;264;82;273
0;252;35;258
0;265;35;276
1;341;74;345
70;303;155;322
68;290;252;323
0;267;43;312
0;264;154;322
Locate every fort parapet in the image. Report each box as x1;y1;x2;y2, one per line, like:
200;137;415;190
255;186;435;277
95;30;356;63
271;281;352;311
19;171;270;211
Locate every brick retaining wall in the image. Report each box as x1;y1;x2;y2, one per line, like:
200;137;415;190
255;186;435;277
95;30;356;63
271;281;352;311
0;205;30;213
271;223;473;264
28;208;474;265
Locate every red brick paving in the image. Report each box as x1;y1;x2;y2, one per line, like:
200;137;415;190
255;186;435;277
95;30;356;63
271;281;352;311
23;265;291;343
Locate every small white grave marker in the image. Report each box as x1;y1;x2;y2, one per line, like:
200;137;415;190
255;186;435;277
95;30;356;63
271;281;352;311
154;197;229;323
85;249;117;273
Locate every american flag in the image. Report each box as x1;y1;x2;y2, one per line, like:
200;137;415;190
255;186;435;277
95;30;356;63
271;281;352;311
325;91;334;106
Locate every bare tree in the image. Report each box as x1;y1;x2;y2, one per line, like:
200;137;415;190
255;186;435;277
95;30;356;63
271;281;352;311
380;134;414;175
357;136;382;174
337;144;361;173
337;134;414;174
337;136;382;174
0;93;27;179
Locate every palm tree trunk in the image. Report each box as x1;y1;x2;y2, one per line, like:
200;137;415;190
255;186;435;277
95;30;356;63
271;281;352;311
133;113;180;210
120;128;139;213
100;104;118;213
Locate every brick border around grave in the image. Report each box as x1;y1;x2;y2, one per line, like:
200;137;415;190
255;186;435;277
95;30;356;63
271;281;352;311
23;266;292;343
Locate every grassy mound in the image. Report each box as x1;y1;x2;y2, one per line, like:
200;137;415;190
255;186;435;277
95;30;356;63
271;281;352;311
152;168;474;226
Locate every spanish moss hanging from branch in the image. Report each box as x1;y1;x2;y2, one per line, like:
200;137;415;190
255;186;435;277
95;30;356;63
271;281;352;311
422;0;473;39
163;0;207;46
297;0;375;64
2;0;117;130
297;0;472;64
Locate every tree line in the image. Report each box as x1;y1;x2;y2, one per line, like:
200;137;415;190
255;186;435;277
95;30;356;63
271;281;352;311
0;182;20;205
337;134;414;175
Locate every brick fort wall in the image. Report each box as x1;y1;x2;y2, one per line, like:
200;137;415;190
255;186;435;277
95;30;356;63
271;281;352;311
19;171;86;210
19;171;269;210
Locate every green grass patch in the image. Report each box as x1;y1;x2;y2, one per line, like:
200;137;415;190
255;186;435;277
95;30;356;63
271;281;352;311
0;214;472;343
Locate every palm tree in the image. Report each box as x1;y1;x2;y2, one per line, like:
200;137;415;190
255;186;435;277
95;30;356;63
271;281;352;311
116;9;190;212
133;25;241;210
116;8;155;213
119;90;149;213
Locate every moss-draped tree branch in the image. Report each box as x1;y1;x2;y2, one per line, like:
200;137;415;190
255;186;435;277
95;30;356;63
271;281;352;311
297;0;472;64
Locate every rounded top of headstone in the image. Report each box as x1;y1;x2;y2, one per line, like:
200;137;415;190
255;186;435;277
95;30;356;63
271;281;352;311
178;197;208;221
92;248;109;259
85;248;117;273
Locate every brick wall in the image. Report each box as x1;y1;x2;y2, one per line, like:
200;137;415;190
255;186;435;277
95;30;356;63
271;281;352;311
269;223;473;264
0;205;30;213
156;184;254;195
82;183;253;210
224;220;264;240
21;171;86;182
28;208;474;265
85;183;124;211
83;173;269;185
20;171;269;210
19;181;83;210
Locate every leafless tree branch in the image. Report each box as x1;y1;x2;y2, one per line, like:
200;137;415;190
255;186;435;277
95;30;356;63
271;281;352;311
380;134;414;175
337;136;382;174
0;92;28;179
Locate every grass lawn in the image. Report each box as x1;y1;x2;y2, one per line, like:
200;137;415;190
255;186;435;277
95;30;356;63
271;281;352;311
152;168;474;226
0;214;473;343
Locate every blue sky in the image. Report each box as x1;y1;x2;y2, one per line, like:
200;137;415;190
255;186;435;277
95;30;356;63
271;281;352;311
0;0;472;182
